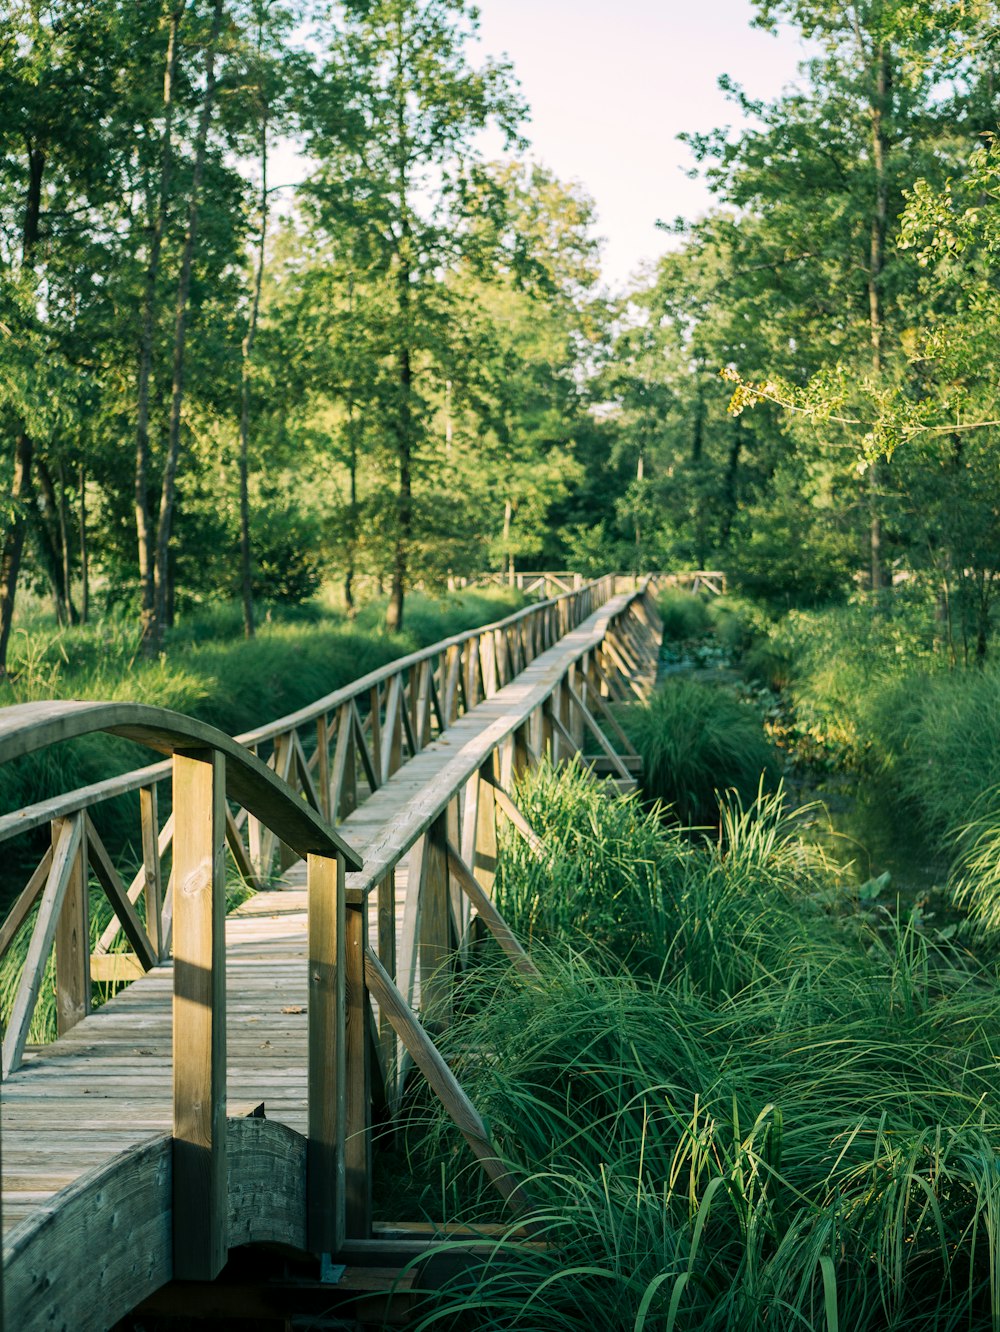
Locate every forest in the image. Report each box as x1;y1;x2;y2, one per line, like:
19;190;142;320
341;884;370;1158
6;1;1000;1329
2;0;996;669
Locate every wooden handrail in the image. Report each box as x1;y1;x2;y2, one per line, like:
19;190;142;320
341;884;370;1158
0;700;364;1283
0;575;618;840
0;574;665;1325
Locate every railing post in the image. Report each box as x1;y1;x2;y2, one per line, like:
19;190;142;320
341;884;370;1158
419;814;453;1030
345;891;372;1238
172;748;227;1282
308;850;346;1255
140;785;163;959
53;815;90;1035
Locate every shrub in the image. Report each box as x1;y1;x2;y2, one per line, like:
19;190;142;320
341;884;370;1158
657;590;712;642
618;678;780;824
409;767;1000;1332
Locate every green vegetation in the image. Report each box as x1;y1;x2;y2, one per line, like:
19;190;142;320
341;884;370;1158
620;680;780;826
657;590;713;643
409;767;1000;1331
0;586;523;883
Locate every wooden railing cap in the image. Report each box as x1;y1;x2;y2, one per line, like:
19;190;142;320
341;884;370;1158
0;700;363;867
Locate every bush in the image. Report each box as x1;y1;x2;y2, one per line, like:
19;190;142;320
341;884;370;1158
618;678;780;825
410;768;1000;1332
657;590;712;642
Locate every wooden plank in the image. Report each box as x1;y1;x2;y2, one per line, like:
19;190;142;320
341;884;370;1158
445;842;539;981
345;898;372;1238
0;847;52;960
85;815;158;972
364;947;529;1214
139;784;163;958
567;685;633;781
418;815;452;1029
171;748;228;1281
307;851;345;1256
95;811;174;956
55;817;90;1036
377;872;397;1071
488;783;547;863
4;813;83;1076
225;803;260;892
90;952;145;983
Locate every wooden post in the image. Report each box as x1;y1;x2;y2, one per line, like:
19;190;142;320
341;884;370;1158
419;814;452;1030
345;895;372;1238
473;760;498;899
172;749;227;1282
54;816;90;1035
307;851;345;1256
377;872;397;1073
316;714;331;821
140;784;163;959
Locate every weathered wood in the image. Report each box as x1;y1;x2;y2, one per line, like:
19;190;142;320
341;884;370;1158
445;842;540;980
4;814;84;1076
0;701;361;868
307;851;345;1256
418;815;452;1029
171;748;228;1281
139;784;164;958
345;897;372;1238
488;782;547;863
95;810;174;957
377;872;397;1071
90;952;145;983
84;815;158;972
566;685;633;781
54;817;90;1036
0;846;52;959
364;947;529;1214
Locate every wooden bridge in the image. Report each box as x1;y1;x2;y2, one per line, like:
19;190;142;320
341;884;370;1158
0;575;663;1330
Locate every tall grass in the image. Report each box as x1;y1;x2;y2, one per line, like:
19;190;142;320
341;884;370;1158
657;590;713;643
402;767;1000;1331
618;679;780;825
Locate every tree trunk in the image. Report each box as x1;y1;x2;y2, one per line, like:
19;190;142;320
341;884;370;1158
344;414;358;617
137;3;183;656
0;143;45;676
152;0;226;649
385;17;412;636
720;415;742;546
867;42;890;593
34;458;76;624
79;463;89;623
239;70;268;640
386;335;412;634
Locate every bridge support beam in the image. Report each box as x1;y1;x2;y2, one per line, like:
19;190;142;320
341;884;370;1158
172;748;228;1282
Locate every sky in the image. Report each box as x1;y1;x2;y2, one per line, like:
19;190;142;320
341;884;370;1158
472;0;814;288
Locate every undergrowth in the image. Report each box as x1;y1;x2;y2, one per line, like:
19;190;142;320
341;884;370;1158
619;679;780;826
401;766;1000;1331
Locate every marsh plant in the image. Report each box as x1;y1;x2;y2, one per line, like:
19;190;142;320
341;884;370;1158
405;768;1000;1331
619;679;780;826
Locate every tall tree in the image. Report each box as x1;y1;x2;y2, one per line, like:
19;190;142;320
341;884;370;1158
306;0;524;631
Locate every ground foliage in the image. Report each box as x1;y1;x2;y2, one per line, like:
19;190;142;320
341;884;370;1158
407;763;1000;1331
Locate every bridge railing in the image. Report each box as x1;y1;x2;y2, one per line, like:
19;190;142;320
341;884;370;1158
648;569;727;597
315;577;664;1241
0;702;364;1283
0;576;664;1323
0;575;619;1071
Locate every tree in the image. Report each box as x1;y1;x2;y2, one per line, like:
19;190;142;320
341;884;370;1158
306;0;524;631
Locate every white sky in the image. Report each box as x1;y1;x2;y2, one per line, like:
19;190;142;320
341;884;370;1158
473;0;814;288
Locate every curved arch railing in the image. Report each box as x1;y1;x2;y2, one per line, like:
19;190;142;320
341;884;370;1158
0;576;620;1009
0;701;362;1281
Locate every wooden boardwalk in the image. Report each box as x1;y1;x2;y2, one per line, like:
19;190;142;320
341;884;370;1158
0;582;661;1330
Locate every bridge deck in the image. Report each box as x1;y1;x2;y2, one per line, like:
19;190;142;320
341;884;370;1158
1;590;641;1301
